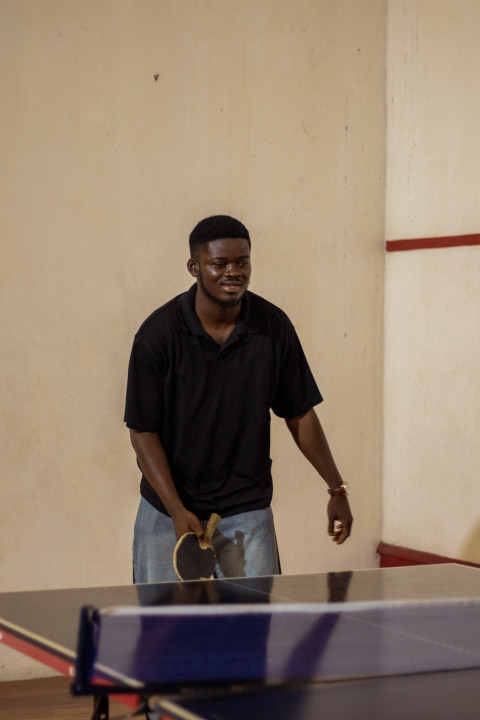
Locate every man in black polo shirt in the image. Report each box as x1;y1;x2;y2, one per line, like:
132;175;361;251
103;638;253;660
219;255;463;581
125;215;352;582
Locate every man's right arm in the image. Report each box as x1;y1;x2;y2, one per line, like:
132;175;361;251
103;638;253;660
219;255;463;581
129;430;204;540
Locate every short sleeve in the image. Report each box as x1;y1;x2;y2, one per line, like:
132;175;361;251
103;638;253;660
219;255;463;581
271;324;323;419
124;335;165;432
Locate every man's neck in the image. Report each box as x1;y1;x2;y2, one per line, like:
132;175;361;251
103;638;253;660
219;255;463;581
194;284;243;328
194;285;243;345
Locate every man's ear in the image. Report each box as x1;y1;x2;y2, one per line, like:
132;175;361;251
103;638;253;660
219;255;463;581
187;258;199;277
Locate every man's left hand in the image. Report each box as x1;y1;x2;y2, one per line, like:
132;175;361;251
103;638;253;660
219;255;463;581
327;495;353;544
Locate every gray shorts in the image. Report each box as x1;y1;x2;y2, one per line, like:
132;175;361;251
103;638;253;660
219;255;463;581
133;497;280;583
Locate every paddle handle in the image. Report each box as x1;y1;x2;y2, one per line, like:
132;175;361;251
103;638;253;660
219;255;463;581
199;513;221;549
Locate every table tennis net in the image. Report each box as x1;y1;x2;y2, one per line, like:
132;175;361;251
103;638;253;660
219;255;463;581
73;599;480;695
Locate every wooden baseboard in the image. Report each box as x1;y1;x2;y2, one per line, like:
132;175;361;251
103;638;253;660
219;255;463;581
376;542;480;569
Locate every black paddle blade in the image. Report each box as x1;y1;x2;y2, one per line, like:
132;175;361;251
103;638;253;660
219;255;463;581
173;532;216;581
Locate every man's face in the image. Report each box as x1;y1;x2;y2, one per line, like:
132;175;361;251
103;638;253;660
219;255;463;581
188;237;251;309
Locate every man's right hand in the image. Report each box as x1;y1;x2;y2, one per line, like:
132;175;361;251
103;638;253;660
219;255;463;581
172;509;205;542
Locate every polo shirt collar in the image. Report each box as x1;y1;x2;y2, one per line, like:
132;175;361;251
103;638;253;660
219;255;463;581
179;284;256;337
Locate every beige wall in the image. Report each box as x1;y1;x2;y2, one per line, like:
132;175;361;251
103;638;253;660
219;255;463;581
0;0;386;679
384;0;480;561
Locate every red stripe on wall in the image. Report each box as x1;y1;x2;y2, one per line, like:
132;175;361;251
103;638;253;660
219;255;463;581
386;233;480;252
376;542;480;569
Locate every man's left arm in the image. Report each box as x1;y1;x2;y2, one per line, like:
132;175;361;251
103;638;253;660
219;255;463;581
285;408;353;544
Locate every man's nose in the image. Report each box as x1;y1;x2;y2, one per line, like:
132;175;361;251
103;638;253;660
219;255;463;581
225;263;241;275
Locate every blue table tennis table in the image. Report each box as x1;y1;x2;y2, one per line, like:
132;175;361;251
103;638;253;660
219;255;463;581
2;564;480;719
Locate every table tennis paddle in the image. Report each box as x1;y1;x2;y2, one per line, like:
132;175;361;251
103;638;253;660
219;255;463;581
173;513;221;581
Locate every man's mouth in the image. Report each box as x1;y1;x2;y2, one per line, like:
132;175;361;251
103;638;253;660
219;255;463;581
221;282;243;290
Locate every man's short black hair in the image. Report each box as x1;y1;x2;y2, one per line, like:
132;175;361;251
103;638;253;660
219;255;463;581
189;215;250;257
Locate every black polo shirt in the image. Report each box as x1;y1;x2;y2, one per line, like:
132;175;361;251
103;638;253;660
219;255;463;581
124;285;323;519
